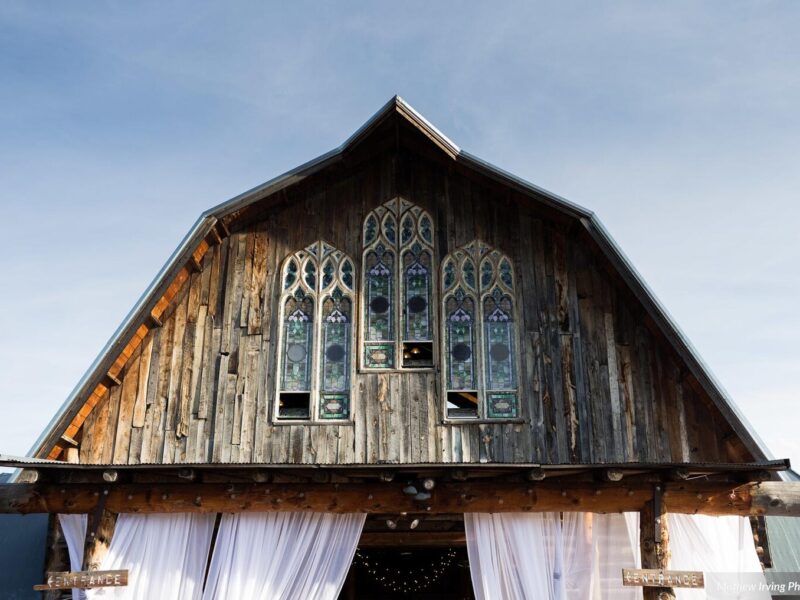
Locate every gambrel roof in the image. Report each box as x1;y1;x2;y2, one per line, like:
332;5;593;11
28;96;774;464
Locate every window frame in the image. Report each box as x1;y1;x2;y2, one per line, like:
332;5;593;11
273;240;356;424
440;240;523;422
360;198;436;372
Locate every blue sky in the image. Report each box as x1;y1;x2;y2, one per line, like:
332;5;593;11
1;1;798;468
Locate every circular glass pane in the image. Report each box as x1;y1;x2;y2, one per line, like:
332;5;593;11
451;343;472;362
326;343;346;362
490;343;510;362
370;296;390;314
287;343;307;363
408;295;427;314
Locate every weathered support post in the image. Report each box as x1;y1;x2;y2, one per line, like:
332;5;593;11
640;484;675;600
82;492;118;571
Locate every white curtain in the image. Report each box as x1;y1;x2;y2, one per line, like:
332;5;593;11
670;514;769;600
466;512;642;600
59;513;215;600
59;513;89;600
465;512;565;599
202;512;365;600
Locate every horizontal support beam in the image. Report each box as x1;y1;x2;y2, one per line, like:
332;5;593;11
1;481;798;516
358;531;466;547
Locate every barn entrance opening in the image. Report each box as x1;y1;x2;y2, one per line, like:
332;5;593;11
339;514;474;599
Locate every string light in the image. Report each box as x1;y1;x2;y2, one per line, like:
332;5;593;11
353;548;459;595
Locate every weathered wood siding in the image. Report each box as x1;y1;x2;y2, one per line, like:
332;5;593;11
78;133;742;465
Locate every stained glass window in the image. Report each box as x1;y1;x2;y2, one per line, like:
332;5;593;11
441;242;519;419
362;199;434;370
276;241;354;421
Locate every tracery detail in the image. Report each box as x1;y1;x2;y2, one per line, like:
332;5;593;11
362;199;434;369
277;241;355;420
441;241;518;419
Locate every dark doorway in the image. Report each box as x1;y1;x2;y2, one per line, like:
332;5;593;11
339;546;474;599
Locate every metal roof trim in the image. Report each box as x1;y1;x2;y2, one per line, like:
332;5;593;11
21;95;776;476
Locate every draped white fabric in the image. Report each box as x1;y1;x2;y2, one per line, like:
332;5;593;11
465;512;643;600
670;514;769;600
59;513;215;600
465;512;564;599
202;512;365;600
59;513;89;600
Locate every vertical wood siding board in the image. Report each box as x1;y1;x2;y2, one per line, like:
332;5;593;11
207;243;223;319
603;308;624;463
251;333;269;463
354;377;367;464
79;401;97;463
189;305;209;415
651;345;674;461
112;358;140;463
248;231;268;335
210;353;230;462
388;375;402;463
589;266;614;463
88;392;110;464
676;379;691;461
104;385;123;463
662;357;684;462
238;232;256;329
543;228;568;463
451;426;463;464
132;334;154;429
567;237;592;463
212;238;230;326
176;320;196;440
218;238;238;353
416;374;429;464
196;312;215;419
367;375;379;464
139;328;162;463
290;425;306;464
164;292;189;433
631;322;655;462
199;246;214;306
536;223;560;462
220;372;238;463
559;334;579;463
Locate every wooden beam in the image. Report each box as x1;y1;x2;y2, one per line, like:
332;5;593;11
82;508;117;571
358;531;466;547
640;485;675;600
2;481;799;516
146;313;163;329
102;372;122;388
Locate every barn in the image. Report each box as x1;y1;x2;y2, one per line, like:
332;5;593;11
1;97;797;599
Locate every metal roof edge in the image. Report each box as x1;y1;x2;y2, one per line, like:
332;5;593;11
582;214;774;461
22;95;776;475
21;214;217;474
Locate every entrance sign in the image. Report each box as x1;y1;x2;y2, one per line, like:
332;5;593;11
33;569;128;590
622;568;704;588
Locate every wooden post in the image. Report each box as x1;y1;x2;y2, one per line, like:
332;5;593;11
640;485;675;600
82;507;117;572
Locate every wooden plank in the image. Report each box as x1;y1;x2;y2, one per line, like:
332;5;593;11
358;532;466;547
34;570;128;590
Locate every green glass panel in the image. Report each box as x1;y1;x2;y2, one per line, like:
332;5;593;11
281;308;313;392
320;307;350;393
404;251;431;342
483;296;516;390
319;393;349;419
446;295;475;390
364;343;394;369
365;251;393;343
487;392;517;418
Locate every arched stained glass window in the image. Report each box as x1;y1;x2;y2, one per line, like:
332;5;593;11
362;199;434;370
276;241;355;421
441;241;519;419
